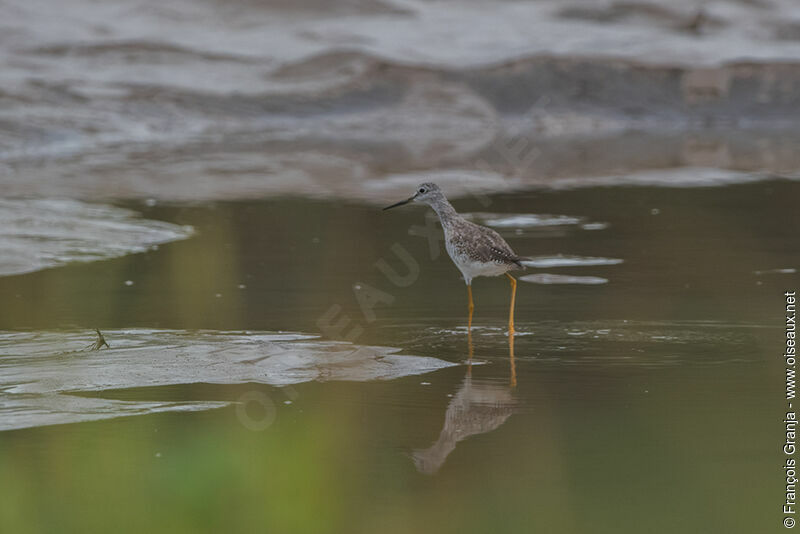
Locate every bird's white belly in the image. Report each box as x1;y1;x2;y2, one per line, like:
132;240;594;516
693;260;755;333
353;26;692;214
445;240;507;283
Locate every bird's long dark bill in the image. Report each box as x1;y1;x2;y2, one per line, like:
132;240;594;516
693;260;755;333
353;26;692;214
382;197;413;210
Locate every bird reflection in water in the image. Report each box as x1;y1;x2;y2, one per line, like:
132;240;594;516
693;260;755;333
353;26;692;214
412;331;517;475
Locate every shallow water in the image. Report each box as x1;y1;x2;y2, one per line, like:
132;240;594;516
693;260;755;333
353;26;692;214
0;198;193;276
0;329;456;432
0;180;796;532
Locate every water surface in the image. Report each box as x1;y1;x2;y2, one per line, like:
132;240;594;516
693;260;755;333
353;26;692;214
0;180;795;532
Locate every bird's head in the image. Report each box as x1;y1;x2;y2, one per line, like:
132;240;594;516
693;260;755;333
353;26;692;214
383;182;444;210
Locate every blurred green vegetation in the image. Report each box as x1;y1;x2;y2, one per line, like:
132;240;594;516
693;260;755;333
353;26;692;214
0;358;780;533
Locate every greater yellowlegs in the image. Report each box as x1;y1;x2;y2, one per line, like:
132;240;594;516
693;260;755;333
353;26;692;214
384;183;526;334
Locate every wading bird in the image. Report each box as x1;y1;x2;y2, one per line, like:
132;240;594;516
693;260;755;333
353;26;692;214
384;183;526;334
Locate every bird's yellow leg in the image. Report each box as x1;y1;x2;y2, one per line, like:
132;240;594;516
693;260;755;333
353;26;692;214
505;273;516;335
508;331;517;388
467;284;474;331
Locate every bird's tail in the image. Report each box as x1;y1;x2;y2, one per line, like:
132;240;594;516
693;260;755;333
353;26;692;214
513;256;532;269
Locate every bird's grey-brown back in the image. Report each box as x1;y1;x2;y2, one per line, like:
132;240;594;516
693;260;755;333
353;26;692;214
446;217;525;269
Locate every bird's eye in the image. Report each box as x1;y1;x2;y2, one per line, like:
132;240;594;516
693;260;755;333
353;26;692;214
418;188;425;193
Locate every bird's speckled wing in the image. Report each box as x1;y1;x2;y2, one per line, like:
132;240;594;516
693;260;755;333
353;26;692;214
448;220;525;269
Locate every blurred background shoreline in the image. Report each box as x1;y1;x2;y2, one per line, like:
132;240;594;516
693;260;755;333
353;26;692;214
2;0;800;202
